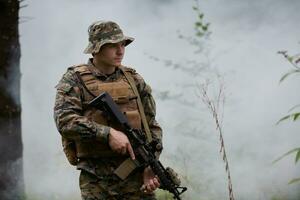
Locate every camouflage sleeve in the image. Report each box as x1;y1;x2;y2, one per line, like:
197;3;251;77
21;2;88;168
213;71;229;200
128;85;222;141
133;72;163;146
54;69;110;142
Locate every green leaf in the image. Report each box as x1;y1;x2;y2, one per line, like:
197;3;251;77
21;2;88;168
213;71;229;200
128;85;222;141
288;177;300;184
293;113;300;121
198;13;204;19
287;56;293;62
196;32;204;37
276;112;300;124
276;115;291;124
276;112;300;125
288;104;300;112
295;150;300;164
279;69;300;83
192;6;198;11
195;22;202;27
272;147;300;164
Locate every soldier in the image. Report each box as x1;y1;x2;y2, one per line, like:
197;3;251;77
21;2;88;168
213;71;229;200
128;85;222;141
54;20;163;200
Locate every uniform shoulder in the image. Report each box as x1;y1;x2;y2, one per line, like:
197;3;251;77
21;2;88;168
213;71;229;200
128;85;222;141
68;63;90;73
55;64;86;90
121;66;152;94
121;65;145;80
121;66;137;74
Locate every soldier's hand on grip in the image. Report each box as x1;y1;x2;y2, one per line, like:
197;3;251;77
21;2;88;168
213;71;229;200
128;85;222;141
108;128;135;160
141;167;160;194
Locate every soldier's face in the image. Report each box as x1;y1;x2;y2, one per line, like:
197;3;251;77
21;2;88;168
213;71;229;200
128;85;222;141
94;41;126;67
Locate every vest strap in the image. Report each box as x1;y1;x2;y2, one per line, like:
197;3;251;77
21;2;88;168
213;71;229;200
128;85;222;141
74;71;97;98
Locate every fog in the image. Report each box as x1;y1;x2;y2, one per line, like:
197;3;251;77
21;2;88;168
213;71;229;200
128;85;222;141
20;0;300;199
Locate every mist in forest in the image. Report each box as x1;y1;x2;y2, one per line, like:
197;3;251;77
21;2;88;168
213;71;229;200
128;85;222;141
20;0;300;199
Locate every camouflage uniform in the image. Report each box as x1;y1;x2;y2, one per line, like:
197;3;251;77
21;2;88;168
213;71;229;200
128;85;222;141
54;21;162;200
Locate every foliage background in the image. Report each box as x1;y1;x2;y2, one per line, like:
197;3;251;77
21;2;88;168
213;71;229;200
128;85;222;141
20;0;300;199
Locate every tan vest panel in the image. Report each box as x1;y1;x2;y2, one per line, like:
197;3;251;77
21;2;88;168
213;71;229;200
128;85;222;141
74;65;142;158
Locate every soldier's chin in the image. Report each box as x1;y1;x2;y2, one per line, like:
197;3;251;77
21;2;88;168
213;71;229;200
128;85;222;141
114;61;122;66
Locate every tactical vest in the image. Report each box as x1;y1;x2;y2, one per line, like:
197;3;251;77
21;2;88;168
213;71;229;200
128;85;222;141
62;64;143;163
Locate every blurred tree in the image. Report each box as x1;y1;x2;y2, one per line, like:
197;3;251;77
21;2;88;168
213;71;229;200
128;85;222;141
0;0;24;199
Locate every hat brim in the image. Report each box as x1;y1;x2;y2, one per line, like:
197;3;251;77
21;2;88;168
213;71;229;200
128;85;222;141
83;36;134;54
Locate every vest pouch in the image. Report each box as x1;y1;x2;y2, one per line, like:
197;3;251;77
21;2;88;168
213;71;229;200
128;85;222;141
99;81;131;104
125;110;142;130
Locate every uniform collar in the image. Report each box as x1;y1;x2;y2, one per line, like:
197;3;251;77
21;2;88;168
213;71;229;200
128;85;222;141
87;58;121;80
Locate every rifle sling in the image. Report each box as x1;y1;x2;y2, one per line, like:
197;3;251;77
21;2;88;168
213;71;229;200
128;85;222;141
120;67;153;143
74;71;97;98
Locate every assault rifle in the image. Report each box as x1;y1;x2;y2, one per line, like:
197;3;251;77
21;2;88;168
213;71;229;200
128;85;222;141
89;92;187;200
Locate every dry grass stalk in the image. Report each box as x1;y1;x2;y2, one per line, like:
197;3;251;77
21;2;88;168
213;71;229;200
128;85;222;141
198;80;235;200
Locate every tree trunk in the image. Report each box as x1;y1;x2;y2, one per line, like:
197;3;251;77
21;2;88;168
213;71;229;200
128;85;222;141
0;0;24;199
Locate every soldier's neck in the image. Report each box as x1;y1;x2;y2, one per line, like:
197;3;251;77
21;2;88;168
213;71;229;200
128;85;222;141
92;59;117;75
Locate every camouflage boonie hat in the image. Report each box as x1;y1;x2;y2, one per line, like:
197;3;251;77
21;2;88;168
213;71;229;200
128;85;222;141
84;20;134;54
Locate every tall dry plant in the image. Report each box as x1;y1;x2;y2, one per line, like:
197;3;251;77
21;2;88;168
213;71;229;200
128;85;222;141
198;80;235;200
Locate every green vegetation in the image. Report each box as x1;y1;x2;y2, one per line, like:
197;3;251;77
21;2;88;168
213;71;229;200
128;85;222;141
156;189;174;200
274;49;300;184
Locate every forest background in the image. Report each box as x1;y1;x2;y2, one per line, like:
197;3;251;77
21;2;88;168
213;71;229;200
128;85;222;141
3;0;300;199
